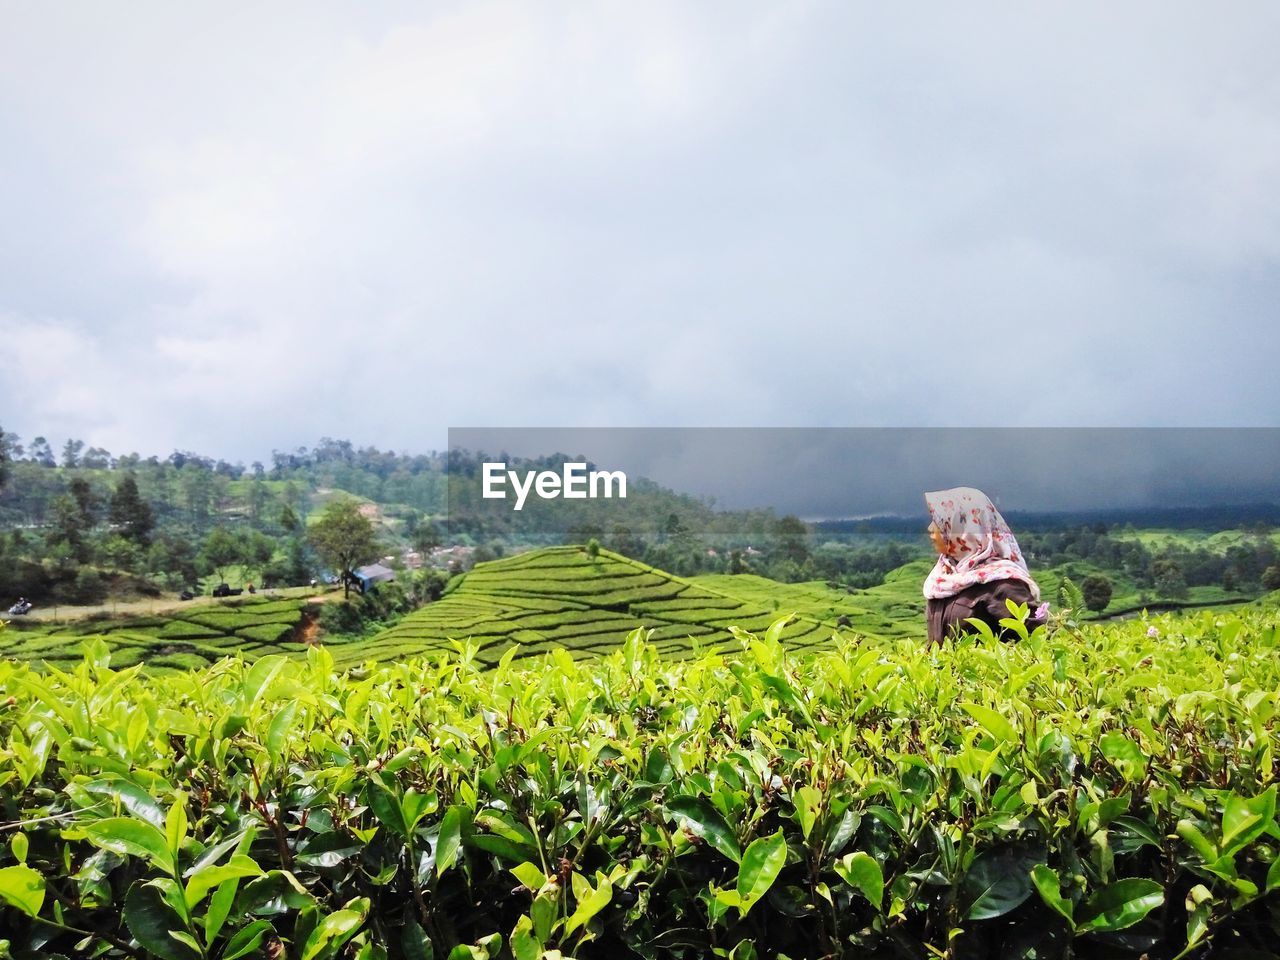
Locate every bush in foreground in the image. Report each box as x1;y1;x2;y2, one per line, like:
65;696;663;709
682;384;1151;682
0;609;1278;959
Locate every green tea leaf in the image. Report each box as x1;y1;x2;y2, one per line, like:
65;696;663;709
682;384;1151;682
1030;864;1073;924
963;847;1037;920
243;655;287;707
510;862;546;891
436;806;464;875
959;703;1017;743
510;915;541;960
184;854;263;910
667;796;742;863
1222;786;1276;856
221;919;274;960
123;881;200;960
301;897;370;960
1099;732;1146;781
82;817;177;875
793;786;822;840
266;700;299;761
736;830;787;913
401;919;432;960
368;780;408;838
834;852;883;912
1076;878;1164;934
564;872;612;936
0;864;45;917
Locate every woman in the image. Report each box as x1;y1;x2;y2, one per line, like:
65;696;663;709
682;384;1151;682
924;486;1049;644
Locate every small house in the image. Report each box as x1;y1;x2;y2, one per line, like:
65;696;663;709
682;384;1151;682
351;563;396;594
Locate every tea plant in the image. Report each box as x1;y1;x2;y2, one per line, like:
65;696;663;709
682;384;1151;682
0;605;1277;958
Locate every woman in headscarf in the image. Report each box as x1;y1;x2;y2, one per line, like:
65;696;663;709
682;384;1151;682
924;487;1049;644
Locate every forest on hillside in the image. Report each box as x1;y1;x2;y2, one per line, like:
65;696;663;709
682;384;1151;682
1;427;1277;608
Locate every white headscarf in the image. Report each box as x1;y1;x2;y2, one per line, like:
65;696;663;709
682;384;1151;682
923;487;1040;601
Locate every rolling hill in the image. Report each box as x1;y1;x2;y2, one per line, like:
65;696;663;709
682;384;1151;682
4;545;1266;672
0;596;315;670
0;548;868;671
357;545;852;667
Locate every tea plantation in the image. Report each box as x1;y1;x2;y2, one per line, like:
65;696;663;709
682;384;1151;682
0;596;313;671
1;606;1278;958
360;547;855;668
1;545;1263;676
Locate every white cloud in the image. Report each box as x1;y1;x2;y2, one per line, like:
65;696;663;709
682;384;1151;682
1;1;1277;460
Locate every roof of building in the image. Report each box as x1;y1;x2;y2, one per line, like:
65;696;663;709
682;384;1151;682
354;563;396;583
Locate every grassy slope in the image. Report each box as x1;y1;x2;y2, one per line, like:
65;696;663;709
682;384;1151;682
0;596;314;671
693;564;930;641
1106;527;1280;553
361;546;846;668
831;556;1253;625
4;546;1271;672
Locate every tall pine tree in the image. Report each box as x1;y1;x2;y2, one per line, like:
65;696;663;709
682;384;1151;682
109;474;155;545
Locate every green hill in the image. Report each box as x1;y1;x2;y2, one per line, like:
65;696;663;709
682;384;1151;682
0;596;314;670
359;546;852;667
6;546;1265;673
690;564;930;640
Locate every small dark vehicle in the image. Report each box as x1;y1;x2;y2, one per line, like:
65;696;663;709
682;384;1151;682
178;589;195;601
7;599;33;616
211;583;244;598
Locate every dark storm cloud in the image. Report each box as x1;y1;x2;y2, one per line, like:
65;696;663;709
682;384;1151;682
450;428;1280;516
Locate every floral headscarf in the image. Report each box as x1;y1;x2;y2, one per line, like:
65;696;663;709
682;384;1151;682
923;487;1040;601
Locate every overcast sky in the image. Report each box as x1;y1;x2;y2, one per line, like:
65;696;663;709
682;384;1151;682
452;428;1280;515
2;2;1278;463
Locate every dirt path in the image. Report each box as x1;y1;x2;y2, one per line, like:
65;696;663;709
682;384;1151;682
296;612;322;645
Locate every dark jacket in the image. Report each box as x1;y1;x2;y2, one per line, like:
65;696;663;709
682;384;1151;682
925;578;1046;645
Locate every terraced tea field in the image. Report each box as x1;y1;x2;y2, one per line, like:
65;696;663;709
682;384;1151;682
2;549;884;671
693;562;934;640
5;545;1259;672
0;596;314;670
359;546;855;666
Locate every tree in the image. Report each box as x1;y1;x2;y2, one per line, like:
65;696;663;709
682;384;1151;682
180;466;216;527
49;495;88;561
1263;565;1280;593
1082;575;1113;612
247;475;267;524
309;499;380;598
199;528;242;585
61;438;84;468
606;524;644;559
68;477;98;528
81;446;112;469
147;533;200;591
412;519;442;557
29;436;55;467
0;424;10;491
200;528;274;585
109;474;155;545
279;503;301;535
1223;567;1242;592
774;515;810;565
262;538;312;588
1152;558;1188;600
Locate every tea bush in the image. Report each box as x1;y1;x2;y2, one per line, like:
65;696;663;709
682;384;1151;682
0;597;311;670
0;607;1278;959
